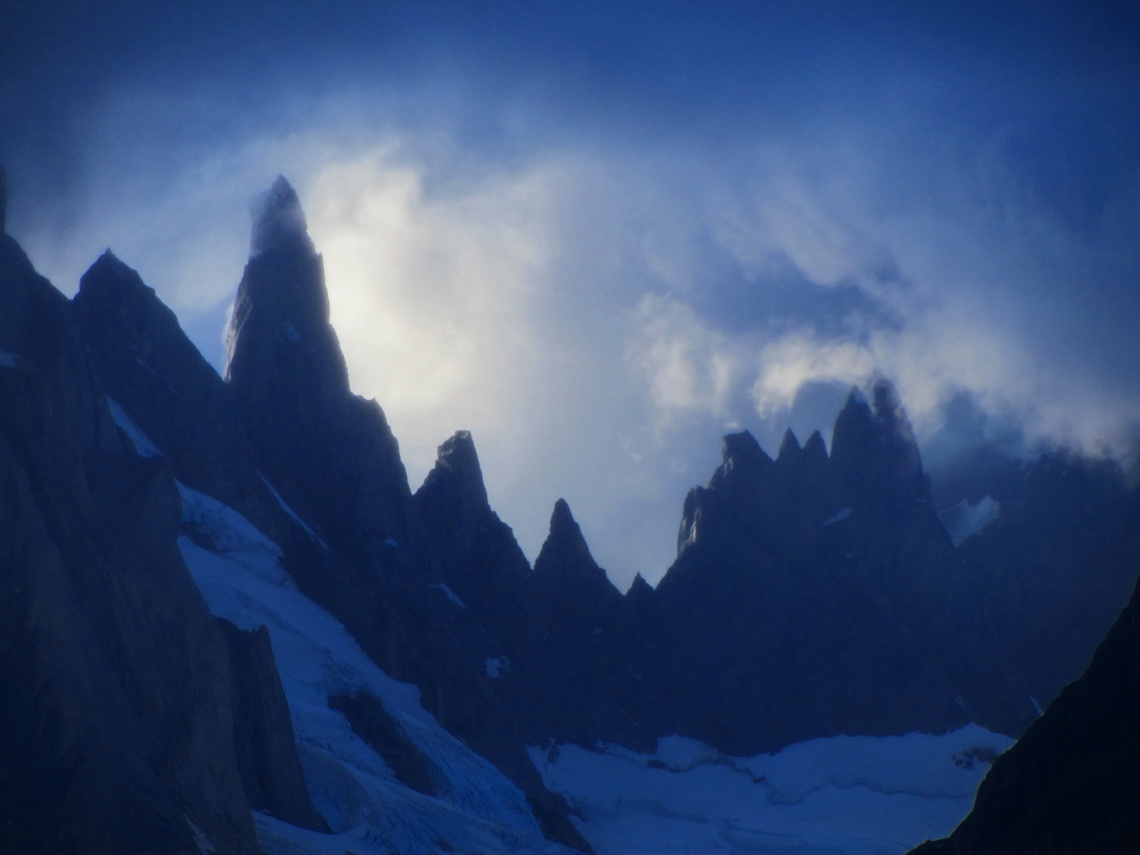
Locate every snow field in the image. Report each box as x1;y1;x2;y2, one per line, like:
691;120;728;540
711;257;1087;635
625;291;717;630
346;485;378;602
530;727;1013;855
176;483;571;855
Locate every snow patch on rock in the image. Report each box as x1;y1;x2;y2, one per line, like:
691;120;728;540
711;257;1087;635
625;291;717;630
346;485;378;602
106;396;162;457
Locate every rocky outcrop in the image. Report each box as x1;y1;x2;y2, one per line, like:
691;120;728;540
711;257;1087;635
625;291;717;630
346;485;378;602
328;689;440;797
533;499;623;629
219;620;328;832
650;385;984;754
226;176;414;570
954;452;1140;724
527;500;643;746
224;183;592;852
412;433;595;852
72;251;272;523
415;430;534;614
0;233;262;854
909;576;1140;855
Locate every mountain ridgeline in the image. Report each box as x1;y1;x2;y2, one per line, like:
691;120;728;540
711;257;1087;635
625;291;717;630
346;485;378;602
2;177;1138;854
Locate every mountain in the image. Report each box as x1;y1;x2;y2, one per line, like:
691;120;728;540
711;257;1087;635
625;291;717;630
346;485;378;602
908;575;1140;854
0;210;302;853
2;175;1138;854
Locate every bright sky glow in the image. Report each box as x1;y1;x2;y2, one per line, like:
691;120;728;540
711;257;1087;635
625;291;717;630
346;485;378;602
4;1;1139;586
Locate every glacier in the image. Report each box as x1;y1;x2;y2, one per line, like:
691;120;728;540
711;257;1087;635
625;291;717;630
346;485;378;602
530;727;1013;855
176;481;570;855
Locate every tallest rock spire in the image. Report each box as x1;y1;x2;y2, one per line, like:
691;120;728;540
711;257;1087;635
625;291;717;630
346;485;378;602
226;177;413;564
250;175;313;255
226;175;349;399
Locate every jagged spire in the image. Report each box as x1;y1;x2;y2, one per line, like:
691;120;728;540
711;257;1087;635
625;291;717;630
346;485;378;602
225;177;415;559
226;176;348;395
80;250;152;296
709;430;771;493
830;376;926;508
250;175;312;256
549;497;576;534
720;430;771;470
538;498;593;570
535;497;616;594
777;428;801;460
420;430;490;518
626;572;654;602
803;430;828;462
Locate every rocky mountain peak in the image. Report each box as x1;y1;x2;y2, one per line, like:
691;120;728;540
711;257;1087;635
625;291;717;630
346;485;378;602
538;501;597;576
540;499;590;564
830;378;926;508
712;430;772;488
80;249;153;298
625;572;655;602
777;428;802;461
802;430;828;464
535;498;616;594
226;177;349;398
420;430;490;518
250;175;313;257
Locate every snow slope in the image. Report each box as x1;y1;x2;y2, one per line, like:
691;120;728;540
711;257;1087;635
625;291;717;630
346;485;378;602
111;395;1013;855
176;482;571;855
530;728;1013;855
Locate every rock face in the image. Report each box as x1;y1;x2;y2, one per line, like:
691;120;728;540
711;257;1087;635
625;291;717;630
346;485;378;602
225;185;593;852
219;620;329;833
227;176;414;570
909;577;1140;855
528;500;647;747
73;250;266;519
649;395;974;754
0;232;263;854
954;452;1140;720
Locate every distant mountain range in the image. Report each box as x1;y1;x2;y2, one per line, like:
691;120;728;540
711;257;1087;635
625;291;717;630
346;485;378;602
2;175;1136;854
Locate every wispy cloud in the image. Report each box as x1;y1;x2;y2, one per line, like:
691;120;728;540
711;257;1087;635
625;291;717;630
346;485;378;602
6;4;1138;584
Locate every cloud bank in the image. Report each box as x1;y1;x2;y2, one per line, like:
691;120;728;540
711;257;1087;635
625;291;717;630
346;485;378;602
5;3;1139;585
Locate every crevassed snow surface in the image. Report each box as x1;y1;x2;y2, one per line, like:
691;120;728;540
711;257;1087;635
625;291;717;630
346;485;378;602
530;727;1013;855
176;483;569;855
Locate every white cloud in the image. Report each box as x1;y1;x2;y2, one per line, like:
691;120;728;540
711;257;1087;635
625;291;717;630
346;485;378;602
11;81;1139;588
628;295;741;425
752;334;876;418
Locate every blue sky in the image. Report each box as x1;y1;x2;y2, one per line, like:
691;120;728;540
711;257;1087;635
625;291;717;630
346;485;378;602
3;1;1138;586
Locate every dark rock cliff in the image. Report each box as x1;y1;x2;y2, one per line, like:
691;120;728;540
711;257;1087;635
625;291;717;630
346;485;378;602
219;620;329;833
0;232;263;854
909;576;1140;855
225;183;592;852
227;176;415;570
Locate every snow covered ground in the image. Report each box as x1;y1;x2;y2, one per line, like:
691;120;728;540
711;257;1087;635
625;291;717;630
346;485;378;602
529;727;1013;855
108;396;1013;855
176;482;570;855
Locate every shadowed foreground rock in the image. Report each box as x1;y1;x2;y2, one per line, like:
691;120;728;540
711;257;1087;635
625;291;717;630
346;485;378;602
909;577;1140;855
